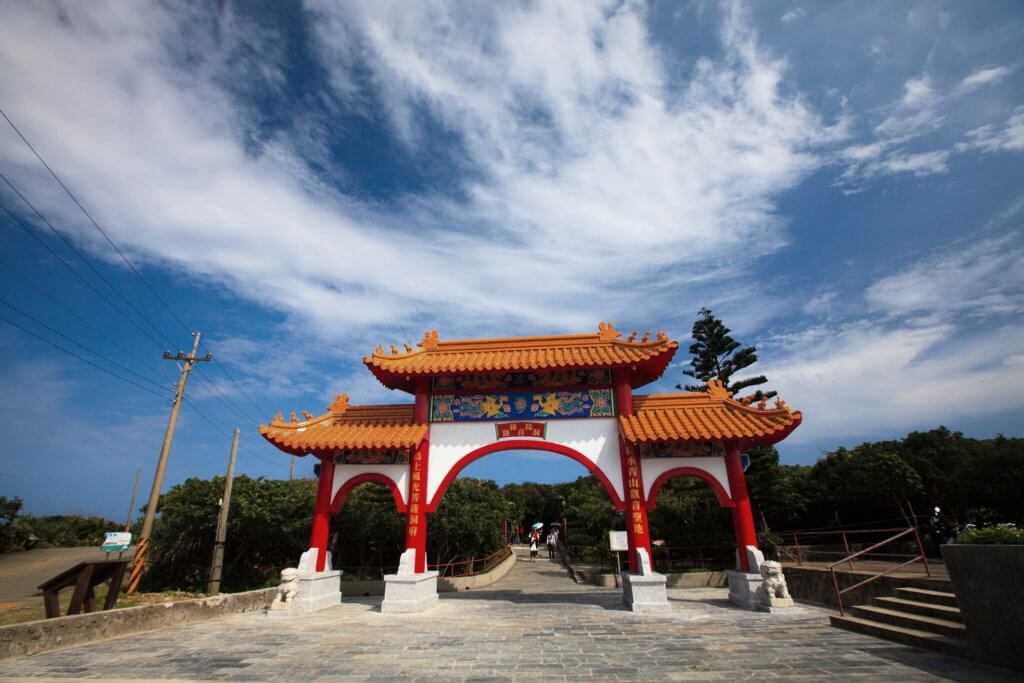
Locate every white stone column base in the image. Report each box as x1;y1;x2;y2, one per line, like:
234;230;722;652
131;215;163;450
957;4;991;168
381;570;440;613
292;549;342;612
621;571;671;613
725;569;762;610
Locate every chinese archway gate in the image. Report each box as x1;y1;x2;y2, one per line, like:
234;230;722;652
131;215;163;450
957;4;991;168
259;323;801;613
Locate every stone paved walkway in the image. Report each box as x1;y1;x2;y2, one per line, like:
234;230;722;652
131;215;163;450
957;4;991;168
0;556;1015;682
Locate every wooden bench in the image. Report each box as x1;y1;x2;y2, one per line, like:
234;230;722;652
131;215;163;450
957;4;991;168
37;559;129;619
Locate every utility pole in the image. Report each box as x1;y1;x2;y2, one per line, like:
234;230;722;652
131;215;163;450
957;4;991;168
127;331;212;594
289;455;295;481
124;469;141;532
207;428;239;595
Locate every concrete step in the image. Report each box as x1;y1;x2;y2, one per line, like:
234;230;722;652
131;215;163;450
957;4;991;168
874;596;962;622
850;605;966;639
830;614;966;657
895;586;958;607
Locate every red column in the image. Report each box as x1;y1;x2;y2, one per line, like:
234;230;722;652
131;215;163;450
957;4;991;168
405;437;429;572
613;370;634;416
310;456;335;572
619;437;652;571
405;381;430;573
725;442;758;571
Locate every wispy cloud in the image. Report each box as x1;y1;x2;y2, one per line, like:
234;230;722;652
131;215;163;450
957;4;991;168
0;0;846;347
956;65;1013;93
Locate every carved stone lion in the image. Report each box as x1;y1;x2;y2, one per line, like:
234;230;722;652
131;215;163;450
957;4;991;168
757;560;793;608
271;567;300;609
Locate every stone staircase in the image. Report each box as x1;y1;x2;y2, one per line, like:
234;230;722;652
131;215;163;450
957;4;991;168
831;586;966;656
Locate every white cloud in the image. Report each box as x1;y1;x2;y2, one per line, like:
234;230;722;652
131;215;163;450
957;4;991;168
766;318;1024;444
957;65;1013;93
780;8;804;24
957;110;1024;153
866;235;1024;318
875;76;943;138
0;1;845;348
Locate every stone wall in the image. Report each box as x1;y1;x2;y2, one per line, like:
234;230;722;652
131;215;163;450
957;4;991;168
0;588;277;660
782;565;951;608
942;544;1024;673
342;551;518;597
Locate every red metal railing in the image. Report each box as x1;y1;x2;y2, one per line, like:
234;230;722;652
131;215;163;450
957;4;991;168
429;546;512;577
775;527;928;569
823;527;930;616
337;546;512;580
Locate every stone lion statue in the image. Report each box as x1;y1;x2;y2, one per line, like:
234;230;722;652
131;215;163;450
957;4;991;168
757;560;793;608
271;567;299;609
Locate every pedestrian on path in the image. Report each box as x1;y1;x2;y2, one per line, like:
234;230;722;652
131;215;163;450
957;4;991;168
546;531;556;559
529;538;538;561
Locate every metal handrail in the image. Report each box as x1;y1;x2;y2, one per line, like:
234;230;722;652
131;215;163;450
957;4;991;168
827;527;930;616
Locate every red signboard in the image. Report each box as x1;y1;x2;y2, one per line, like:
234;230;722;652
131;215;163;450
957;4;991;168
495;421;547;440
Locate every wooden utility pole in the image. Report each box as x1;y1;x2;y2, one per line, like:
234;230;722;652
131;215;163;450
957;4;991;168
127;331;212;594
124;468;141;532
207;428;239;595
289;455;295;480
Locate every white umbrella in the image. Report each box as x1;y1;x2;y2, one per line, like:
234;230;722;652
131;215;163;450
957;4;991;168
531;522;544;529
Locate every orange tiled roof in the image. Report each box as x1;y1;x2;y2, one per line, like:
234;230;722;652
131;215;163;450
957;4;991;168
619;381;802;447
366;323;678;392
259;394;426;456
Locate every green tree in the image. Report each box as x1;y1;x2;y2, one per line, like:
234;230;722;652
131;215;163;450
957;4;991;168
141;476;316;593
677;307;775;400
429;478;508;567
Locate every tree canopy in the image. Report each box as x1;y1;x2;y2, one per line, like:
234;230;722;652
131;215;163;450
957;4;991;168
678;307;775;400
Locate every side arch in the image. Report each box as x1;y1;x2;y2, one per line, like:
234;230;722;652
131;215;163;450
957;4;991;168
331;472;408;513
426;439;625;511
645;466;735;510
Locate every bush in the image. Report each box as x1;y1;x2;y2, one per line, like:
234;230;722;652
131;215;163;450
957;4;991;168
956;524;1024;545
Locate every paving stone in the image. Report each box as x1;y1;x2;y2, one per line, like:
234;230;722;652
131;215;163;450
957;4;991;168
0;557;1015;681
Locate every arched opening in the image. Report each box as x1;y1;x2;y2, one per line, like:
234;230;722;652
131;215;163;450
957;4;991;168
429;443;626;584
332;473;407;514
646;470;737;574
329;480;405;583
427;440;624;511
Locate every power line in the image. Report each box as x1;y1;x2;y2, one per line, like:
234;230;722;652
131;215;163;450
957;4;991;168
0;253;178;385
182;396;287;470
1;107;193;335
0;296;172;394
0;312;171;399
0;108;271;420
0;200;167;350
0;171;176;347
190;368;261;424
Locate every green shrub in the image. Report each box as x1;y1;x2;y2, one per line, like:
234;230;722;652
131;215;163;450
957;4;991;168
956;524;1024;545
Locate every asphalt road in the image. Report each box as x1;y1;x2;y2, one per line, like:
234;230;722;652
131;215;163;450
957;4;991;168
0;547;135;601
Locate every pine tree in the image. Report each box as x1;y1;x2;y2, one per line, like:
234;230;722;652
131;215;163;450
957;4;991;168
676;307;776;400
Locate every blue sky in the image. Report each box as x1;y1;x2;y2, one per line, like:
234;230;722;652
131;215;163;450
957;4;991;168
0;1;1022;519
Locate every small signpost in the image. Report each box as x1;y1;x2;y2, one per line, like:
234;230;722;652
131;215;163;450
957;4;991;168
609;530;628;587
101;531;132;556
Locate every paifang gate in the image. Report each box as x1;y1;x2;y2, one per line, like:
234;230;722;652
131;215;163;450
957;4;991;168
259;323;802;613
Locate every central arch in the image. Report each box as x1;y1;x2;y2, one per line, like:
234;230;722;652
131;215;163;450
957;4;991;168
426;439;626;512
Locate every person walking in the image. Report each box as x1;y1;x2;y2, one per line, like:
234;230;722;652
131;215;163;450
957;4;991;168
529;537;538;561
546;530;556;559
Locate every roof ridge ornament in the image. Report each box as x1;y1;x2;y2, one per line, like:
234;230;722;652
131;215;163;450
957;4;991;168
598;321;621;341
290;412;300;423
271;411;283;425
706;379;732;400
419;329;440;349
328;393;350;415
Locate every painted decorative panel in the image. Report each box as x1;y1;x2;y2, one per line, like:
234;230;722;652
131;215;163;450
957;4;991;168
638;441;725;458
333;449;411;465
431;369;611;392
430;388;615;422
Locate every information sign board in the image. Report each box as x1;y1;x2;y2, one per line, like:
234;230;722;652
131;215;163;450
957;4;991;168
100;531;132;552
608;530;628;552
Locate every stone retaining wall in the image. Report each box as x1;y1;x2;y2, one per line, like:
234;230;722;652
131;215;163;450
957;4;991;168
782;565;951;608
342;551;518;597
0;588;277;660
